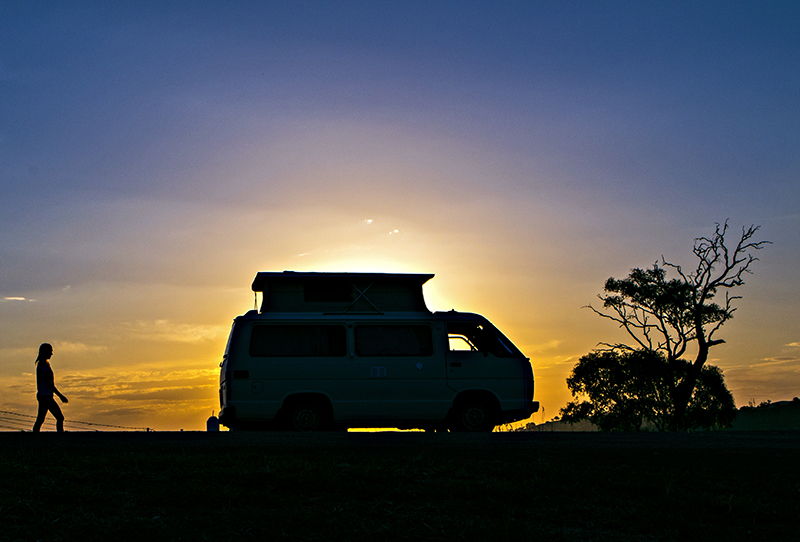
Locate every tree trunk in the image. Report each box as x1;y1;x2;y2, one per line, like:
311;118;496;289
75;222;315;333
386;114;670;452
669;344;709;430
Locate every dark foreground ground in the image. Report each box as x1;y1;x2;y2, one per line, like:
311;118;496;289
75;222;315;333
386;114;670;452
1;431;798;542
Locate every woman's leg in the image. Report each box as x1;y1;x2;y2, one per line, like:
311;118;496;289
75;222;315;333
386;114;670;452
49;399;65;432
32;396;65;432
32;396;49;432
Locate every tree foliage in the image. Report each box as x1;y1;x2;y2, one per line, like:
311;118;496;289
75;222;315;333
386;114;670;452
560;349;737;431
585;222;769;430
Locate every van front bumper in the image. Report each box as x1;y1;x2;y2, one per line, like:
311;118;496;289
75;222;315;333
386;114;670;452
498;401;539;425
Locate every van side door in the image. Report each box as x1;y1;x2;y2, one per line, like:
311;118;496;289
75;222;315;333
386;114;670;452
348;323;451;421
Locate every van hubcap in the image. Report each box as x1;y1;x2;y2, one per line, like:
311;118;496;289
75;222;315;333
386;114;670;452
294;408;319;430
463;406;487;429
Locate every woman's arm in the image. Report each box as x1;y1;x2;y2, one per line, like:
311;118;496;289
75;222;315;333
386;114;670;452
53;385;68;403
47;365;68;403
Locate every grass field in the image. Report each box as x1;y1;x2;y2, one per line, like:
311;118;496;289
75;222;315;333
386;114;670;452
1;431;798;541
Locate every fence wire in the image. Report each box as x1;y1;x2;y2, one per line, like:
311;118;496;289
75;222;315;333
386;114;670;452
0;409;151;432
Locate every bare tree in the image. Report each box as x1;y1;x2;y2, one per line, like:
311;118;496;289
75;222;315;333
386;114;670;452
587;222;770;430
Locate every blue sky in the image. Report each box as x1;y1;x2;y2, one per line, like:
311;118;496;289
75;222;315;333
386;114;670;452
1;1;798;430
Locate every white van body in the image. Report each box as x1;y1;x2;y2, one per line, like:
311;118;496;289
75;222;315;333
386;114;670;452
218;272;538;431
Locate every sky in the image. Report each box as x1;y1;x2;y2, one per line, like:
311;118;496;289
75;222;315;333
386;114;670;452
1;1;798;431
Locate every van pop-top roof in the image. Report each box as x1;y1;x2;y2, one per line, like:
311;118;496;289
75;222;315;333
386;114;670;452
251;271;434;314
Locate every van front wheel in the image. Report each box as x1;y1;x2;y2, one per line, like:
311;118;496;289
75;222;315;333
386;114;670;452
286;402;327;431
452;400;495;432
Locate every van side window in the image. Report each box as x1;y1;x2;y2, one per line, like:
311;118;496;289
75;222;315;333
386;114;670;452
447;322;517;358
355;325;433;357
250;325;347;357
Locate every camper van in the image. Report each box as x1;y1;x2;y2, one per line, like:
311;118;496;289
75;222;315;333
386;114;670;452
218;272;538;431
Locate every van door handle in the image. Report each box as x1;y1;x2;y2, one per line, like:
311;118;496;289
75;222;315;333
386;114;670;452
450;362;462;367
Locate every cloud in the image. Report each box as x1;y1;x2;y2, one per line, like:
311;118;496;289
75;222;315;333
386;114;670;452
64;367;214;383
2;297;34;302
53;341;108;355
105;386;215;403
60;374;107;386
119;320;228;343
55;368;219;409
100;368;218;389
524;339;564;354
87;406;156;418
786;342;800;348
748;357;800;368
0;347;37;358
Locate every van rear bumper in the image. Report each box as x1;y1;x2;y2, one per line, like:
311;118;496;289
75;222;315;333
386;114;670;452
218;405;236;428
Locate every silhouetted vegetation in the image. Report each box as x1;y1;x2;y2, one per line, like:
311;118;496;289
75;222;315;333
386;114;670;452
734;398;800;431
585;222;769;430
742;397;800;410
560;349;737;431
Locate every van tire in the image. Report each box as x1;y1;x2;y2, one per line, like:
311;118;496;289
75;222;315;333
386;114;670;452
285;401;328;431
451;398;496;432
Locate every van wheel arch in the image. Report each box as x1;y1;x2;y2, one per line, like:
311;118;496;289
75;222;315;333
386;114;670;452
449;392;499;432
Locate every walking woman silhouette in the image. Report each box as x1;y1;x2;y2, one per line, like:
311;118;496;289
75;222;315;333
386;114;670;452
32;343;69;432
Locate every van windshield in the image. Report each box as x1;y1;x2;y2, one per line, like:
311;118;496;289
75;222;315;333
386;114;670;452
447;322;521;358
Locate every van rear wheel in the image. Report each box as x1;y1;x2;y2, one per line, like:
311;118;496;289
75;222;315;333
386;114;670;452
452;399;495;432
286;402;327;431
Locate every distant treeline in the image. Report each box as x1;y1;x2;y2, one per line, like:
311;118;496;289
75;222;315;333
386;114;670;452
520;398;800;432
